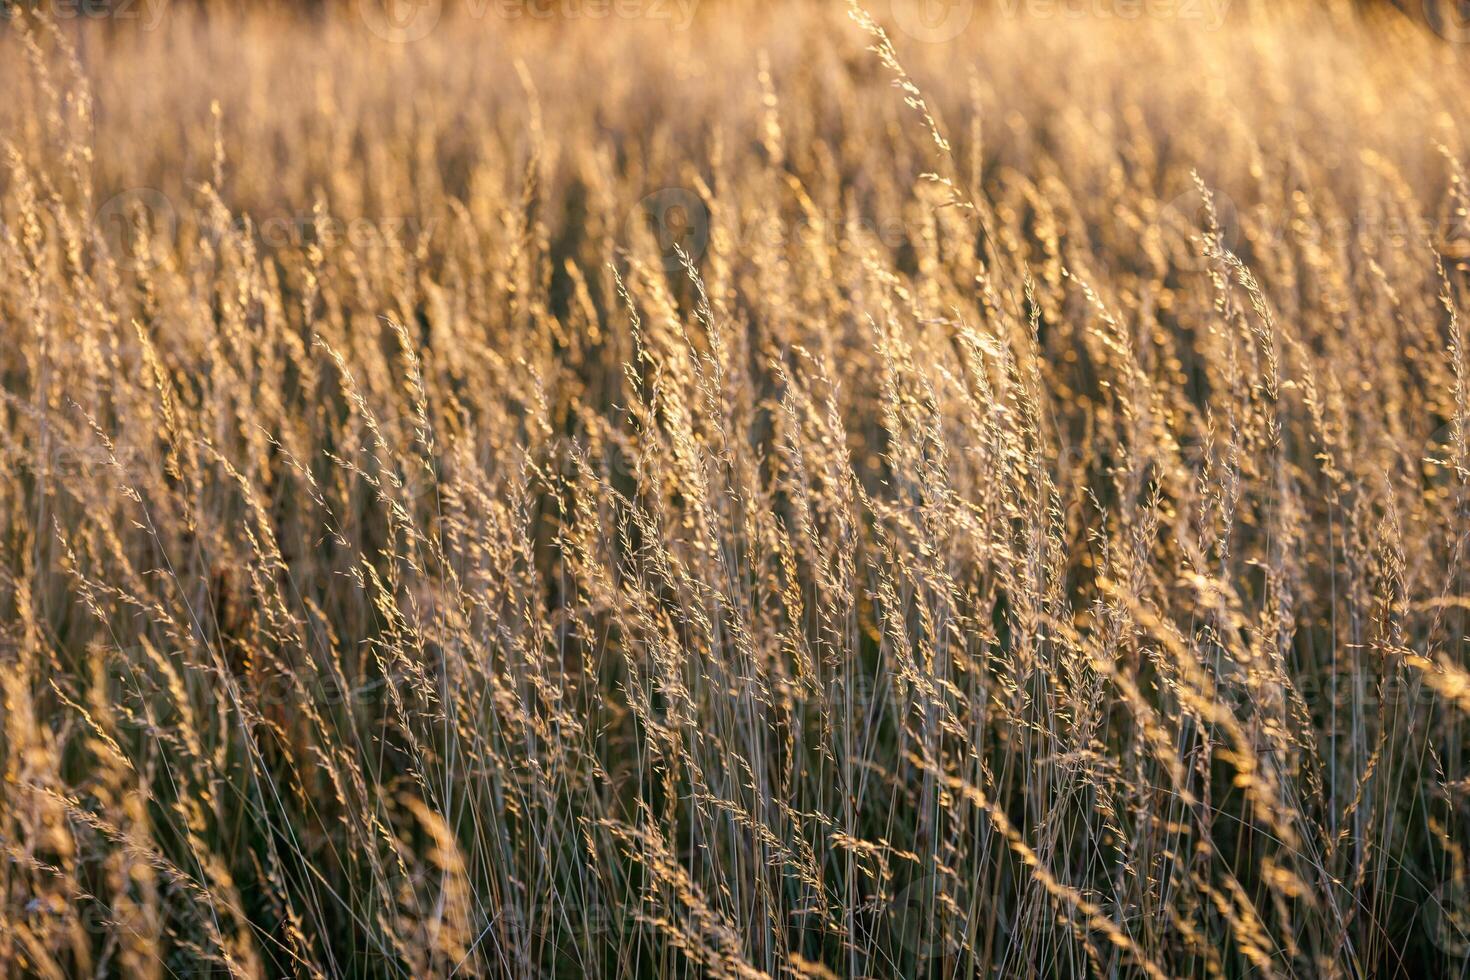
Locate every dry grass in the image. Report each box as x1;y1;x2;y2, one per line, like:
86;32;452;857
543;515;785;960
1;1;1469;976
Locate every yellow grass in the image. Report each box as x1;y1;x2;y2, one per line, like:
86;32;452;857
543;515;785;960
1;1;1469;976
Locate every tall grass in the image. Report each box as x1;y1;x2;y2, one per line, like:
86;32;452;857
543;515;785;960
1;2;1468;976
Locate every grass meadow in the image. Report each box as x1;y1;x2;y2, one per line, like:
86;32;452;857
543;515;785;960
2;0;1470;976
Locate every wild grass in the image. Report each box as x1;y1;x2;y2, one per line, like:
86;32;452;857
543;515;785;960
1;1;1469;976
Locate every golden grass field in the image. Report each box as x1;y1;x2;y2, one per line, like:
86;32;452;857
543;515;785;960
3;0;1470;975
